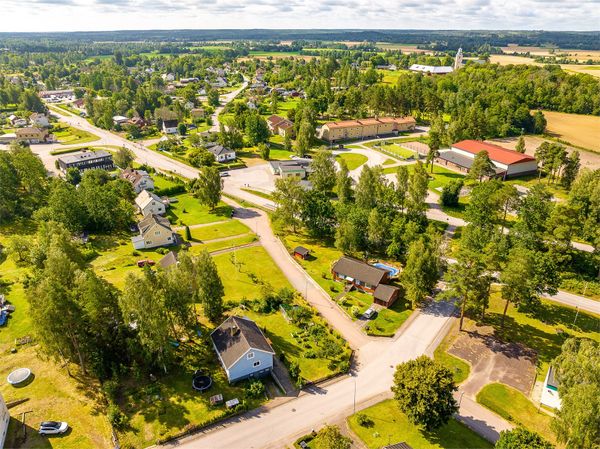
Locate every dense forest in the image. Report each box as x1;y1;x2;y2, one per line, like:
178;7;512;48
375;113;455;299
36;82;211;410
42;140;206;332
1;29;599;50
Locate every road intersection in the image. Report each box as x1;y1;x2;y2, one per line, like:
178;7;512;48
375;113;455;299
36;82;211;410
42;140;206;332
10;101;597;448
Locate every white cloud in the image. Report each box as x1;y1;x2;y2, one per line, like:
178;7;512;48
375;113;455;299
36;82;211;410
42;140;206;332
2;0;599;31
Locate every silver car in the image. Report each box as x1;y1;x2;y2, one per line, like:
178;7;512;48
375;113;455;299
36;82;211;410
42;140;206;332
39;421;69;435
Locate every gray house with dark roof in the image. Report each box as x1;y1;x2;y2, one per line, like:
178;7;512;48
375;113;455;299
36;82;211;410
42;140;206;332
211;316;275;383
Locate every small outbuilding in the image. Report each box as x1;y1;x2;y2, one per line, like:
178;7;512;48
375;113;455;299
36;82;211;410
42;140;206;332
373;284;401;308
540;365;561;409
293;246;310;260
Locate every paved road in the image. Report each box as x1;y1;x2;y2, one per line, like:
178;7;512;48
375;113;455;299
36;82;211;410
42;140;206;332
210;78;249;132
165;302;457;449
223;198;372;351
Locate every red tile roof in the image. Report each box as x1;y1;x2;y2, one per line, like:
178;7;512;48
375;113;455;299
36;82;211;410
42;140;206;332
452;140;536;165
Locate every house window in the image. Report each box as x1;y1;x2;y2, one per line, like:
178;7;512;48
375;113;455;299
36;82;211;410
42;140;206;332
253;361;261;367
155;231;160;236
247;352;254;359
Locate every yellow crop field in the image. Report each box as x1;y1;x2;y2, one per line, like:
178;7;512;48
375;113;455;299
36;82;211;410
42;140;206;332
490;55;600;78
541;110;600;152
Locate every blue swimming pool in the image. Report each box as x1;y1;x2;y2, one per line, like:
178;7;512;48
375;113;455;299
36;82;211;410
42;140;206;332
372;262;400;277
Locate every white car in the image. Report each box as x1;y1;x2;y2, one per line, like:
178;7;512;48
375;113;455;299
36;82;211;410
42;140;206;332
39;421;69;435
363;307;376;320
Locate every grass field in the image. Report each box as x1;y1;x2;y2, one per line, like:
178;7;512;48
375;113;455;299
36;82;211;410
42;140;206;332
540;110;600;152
282;233;412;336
348;399;493;449
166;194;232;227
477;383;555;443
335;153;368;170
52;124;100;145
377;69;409;85
0;228;112;449
188;220;250;242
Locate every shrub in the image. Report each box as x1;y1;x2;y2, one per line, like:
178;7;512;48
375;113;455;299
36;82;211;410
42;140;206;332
107;404;127;429
132;251;140;256
103;378;120;403
440;179;463;207
351;306;361;318
245;380;265;398
356;413;373;427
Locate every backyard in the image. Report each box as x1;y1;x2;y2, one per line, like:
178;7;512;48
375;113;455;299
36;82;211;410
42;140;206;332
213;245;352;382
282;233;413;337
347;399;493;449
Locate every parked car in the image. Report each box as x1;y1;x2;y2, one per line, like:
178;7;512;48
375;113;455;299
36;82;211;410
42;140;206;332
363;307;376;320
219;172;230;177
137;259;155;267
39;421;69;435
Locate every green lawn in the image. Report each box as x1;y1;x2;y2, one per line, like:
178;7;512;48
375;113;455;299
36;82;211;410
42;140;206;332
213;246;351;382
382;158;397;165
52;124;100;145
477;383;555;443
479;288;600;382
282;233;412;336
336;153;368;170
348;399;493;449
504;173;569;200
188;234;257;254
188;220;251;242
166;194;232;227
90;234;173;289
241;188;274;200
433;323;471;384
377;69;410;85
0;228;112;449
382;163;466;192
118;343;262;449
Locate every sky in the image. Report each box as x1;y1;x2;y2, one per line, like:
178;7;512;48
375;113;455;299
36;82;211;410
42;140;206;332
3;0;600;32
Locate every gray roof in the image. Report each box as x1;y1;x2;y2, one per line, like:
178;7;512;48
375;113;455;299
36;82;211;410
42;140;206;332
383;443;413;449
293;246;309;256
58;150;112;164
332;256;388;286
138;214;172;235
158;251;178;269
438;150;505;174
207;145;235;157
269;159;311;173
547;365;559;389
374;284;400;303
211;316;274;369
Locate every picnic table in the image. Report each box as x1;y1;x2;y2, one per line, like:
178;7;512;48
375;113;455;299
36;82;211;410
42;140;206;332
210;394;223;406
225;398;239;409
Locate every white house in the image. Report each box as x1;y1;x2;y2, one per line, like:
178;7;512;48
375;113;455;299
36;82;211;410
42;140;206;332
29;113;49;127
162;73;175;82
207;144;236;163
162;119;179;134
131;214;175;250
135;190;166;216
211;316;275;383
113;115;129;126
121;168;154;193
0;392;9;449
540;366;562;409
8;115;27;127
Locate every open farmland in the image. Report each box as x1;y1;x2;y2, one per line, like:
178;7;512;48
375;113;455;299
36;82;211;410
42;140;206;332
541;110;600;152
502;45;600;62
490;54;600;78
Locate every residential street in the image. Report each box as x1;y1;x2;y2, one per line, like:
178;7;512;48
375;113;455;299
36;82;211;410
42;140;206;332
165;302;459;449
209;78;249;132
11;104;595;448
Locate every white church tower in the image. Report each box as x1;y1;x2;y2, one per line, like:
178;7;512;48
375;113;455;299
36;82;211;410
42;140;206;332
453;48;463;71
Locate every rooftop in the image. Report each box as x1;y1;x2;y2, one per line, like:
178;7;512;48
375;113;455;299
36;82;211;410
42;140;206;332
324;116;416;129
452;140;536;165
332;256;388;287
211;316;274;369
58;149;112;164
